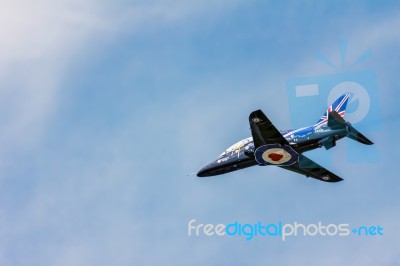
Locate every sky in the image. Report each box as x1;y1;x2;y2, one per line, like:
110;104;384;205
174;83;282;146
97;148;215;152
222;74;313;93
0;1;399;265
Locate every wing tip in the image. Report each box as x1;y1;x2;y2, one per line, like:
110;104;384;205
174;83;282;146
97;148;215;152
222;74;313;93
320;175;343;182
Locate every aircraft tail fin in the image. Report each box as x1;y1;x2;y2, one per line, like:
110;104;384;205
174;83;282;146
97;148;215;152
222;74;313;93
315;93;350;129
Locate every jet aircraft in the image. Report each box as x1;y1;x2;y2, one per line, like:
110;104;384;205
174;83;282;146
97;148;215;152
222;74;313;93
197;94;373;182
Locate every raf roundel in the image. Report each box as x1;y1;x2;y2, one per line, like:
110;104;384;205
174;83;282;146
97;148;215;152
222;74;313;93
262;148;291;164
255;144;299;166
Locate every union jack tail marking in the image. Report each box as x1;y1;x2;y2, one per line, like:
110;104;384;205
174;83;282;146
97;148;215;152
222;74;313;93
315;94;350;129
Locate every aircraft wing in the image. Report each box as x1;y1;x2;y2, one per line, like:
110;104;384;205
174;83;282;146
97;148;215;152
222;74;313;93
249;110;289;148
280;155;343;182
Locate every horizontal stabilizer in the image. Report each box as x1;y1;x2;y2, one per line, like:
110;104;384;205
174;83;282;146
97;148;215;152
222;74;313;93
347;125;374;145
328;111;346;128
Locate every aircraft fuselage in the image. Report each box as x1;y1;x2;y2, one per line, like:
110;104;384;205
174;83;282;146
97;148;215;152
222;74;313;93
197;125;348;177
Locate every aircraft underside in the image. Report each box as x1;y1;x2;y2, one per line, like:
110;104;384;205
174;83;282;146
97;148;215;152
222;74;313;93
197;94;373;183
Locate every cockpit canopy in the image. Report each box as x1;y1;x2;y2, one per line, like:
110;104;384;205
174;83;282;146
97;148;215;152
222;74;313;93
219;137;253;158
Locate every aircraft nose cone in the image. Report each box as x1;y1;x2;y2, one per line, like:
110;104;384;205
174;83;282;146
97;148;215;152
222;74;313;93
197;161;220;177
197;166;209;177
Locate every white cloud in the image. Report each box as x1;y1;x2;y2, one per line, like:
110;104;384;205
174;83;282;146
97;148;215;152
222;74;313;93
0;1;247;265
0;0;113;158
286;9;400;77
0;0;244;159
1;2;398;265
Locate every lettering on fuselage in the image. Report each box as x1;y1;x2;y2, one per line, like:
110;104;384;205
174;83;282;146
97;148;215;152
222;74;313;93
217;157;229;163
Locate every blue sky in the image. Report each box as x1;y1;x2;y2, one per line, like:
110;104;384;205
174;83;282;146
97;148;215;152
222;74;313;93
0;1;399;265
